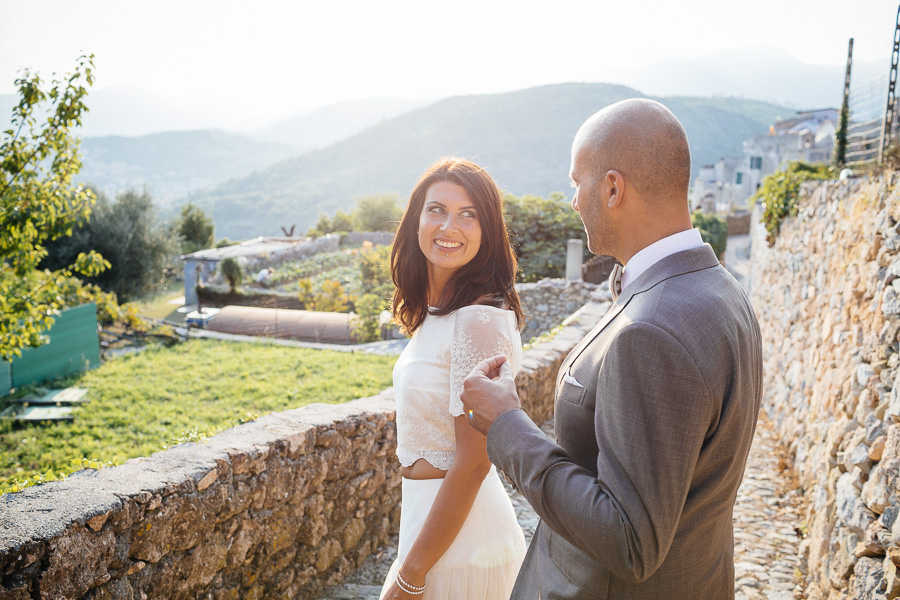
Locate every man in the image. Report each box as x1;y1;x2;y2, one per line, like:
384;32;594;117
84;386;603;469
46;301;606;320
255;267;274;288
461;99;762;599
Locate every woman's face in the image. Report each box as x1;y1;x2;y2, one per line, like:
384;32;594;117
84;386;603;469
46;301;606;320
417;180;482;278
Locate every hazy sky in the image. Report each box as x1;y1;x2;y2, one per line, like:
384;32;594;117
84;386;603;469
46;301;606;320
1;0;895;122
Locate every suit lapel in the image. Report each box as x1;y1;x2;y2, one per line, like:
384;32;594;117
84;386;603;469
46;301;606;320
557;244;721;386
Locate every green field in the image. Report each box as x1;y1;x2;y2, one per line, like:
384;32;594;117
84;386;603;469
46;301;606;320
0;339;395;495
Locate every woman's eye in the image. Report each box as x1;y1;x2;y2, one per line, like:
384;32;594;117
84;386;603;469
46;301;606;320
460;210;476;219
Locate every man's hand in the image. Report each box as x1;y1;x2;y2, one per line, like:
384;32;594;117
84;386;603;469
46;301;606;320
461;355;522;435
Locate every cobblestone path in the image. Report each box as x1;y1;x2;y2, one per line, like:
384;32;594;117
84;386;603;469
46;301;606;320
323;414;806;599
733;414;807;600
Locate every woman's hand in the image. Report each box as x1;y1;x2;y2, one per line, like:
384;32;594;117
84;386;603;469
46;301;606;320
381;580;412;599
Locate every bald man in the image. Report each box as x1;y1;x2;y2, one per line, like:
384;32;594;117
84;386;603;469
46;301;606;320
461;99;763;599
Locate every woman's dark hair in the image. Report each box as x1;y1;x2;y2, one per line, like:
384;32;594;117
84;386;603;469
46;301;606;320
391;157;523;334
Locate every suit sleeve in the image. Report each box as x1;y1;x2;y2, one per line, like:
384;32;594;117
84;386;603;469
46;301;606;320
486;322;713;584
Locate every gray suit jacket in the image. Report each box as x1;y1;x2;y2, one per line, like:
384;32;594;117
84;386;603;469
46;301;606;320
487;245;762;600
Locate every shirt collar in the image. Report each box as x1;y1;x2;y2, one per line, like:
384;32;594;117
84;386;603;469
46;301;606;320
620;228;705;292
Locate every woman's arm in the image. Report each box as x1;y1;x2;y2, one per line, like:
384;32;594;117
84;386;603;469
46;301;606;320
384;305;519;597
386;417;493;596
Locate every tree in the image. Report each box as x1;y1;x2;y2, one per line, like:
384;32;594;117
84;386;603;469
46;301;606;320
331;209;354;233
504;192;587;282
833;84;850;169
219;257;242;292
42;187;177;302
0;54;110;360
352;193;403;232
176;201;215;254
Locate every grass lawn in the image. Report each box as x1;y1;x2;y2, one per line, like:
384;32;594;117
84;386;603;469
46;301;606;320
0;339;395;495
134;289;187;323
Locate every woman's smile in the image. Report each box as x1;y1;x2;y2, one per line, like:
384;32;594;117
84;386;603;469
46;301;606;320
418;181;482;277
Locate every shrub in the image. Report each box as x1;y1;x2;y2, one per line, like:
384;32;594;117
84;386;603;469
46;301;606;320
359;245;393;300
690;211;728;258
309;279;349;312
219;257;243;292
353;293;387;343
504;192;587;282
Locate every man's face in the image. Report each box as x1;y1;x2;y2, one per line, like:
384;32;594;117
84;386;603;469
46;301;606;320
569;141;610;256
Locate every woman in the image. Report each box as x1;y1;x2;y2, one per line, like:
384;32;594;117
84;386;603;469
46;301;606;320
380;157;527;599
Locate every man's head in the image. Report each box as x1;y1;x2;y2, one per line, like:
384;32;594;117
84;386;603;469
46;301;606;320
569;99;692;262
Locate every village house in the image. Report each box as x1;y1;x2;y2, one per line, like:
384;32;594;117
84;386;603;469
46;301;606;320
691;108;838;214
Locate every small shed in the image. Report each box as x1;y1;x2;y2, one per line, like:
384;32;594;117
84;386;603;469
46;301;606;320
1;303;101;395
205;306;355;343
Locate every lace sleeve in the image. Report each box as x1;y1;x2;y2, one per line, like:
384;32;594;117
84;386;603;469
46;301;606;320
449;306;518;417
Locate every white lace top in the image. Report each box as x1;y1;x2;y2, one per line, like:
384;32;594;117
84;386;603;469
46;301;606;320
393;304;522;470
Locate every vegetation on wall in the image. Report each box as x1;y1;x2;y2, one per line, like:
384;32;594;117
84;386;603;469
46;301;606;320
754;161;834;245
833;97;849;169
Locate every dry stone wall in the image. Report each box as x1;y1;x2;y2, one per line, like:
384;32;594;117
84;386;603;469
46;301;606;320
517;278;599;343
749;173;900;599
0;289;612;600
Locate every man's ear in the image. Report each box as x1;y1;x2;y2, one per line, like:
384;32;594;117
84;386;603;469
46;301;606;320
606;170;625;209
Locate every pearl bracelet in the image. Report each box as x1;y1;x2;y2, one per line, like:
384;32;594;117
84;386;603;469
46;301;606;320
396;569;426;595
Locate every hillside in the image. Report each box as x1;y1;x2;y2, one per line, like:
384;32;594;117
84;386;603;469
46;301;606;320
188;83;790;239
75;130;297;204
253;97;431;150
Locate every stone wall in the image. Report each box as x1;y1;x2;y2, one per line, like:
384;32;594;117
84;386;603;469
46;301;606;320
727;212;752;236
0;290;612;600
749;174;900;599
244;236;341;273
517;278;599;343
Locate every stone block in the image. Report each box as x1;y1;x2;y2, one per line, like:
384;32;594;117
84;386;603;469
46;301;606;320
315;538;342;574
864;464;893;515
850;556;888;599
38;525;115;600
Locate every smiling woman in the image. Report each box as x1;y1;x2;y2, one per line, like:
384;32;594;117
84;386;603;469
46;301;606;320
417;180;483;297
381;157;526;600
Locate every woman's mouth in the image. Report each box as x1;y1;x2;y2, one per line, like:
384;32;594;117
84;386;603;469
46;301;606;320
435;239;462;251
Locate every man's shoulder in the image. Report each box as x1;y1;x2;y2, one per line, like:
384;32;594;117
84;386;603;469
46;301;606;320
624;265;754;338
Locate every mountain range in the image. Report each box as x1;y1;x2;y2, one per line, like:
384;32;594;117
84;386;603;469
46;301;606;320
186;83;791;239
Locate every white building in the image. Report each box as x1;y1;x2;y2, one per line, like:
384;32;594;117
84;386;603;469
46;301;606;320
691;109;838;215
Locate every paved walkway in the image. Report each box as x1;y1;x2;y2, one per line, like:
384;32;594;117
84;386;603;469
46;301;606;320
322;415;805;599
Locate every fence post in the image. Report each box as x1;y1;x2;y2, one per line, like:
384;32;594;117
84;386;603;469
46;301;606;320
566;239;584;281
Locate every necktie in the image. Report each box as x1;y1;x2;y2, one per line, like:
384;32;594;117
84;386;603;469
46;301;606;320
608;263;623;301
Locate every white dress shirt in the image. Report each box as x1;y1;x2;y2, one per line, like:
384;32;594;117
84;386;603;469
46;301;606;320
620;228;705;293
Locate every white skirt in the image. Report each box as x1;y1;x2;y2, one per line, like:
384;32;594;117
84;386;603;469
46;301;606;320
380;467;527;599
